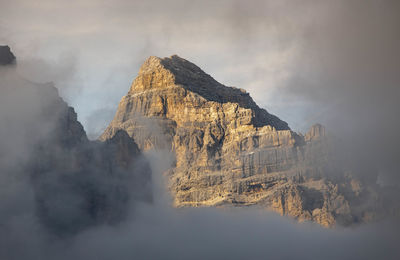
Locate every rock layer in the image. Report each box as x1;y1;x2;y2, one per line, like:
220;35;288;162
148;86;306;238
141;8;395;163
101;55;392;227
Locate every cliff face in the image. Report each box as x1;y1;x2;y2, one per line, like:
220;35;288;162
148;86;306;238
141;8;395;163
30;94;152;234
100;55;390;227
0;46;152;235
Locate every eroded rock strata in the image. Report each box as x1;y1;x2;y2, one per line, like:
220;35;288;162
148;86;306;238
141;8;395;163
101;55;390;227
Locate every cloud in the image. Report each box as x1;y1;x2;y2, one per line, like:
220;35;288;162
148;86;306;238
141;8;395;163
0;53;152;243
2;150;400;260
276;0;400;184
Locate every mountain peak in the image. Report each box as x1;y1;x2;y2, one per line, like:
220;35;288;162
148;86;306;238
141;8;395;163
0;45;16;65
128;55;289;130
100;55;392;228
139;56;162;71
132;54;221;93
137;55;188;75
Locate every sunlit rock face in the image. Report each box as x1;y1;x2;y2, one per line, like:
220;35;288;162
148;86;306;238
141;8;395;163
101;55;391;227
0;47;152;236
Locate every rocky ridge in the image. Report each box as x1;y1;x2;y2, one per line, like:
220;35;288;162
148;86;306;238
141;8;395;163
0;46;152;235
100;55;391;227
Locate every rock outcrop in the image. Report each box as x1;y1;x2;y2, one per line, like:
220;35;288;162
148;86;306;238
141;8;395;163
0;47;152;235
29;91;152;234
0;45;16;65
100;55;393;228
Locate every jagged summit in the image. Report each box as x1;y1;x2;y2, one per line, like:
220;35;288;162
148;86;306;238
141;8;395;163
100;54;397;228
132;54;257;105
0;45;16;65
127;54;289;130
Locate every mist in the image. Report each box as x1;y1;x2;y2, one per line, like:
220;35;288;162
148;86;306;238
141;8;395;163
1;148;400;260
279;0;400;185
0;50;151;247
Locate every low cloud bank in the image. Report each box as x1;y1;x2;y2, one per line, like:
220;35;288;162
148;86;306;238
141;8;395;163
2;151;400;260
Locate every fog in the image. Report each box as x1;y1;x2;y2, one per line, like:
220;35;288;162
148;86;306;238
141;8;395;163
1;0;400;259
63;152;400;260
0;57;151;244
1;148;400;260
279;0;400;185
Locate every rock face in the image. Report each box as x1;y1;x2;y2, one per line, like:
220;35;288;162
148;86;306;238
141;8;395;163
0;47;152;235
304;123;326;142
30;94;152;235
0;45;16;65
101;55;391;227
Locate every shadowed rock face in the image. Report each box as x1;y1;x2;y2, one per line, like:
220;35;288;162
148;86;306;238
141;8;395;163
30;104;152;235
0;45;16;65
100;55;400;228
0;48;152;236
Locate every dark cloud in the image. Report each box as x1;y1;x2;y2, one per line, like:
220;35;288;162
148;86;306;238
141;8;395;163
277;0;400;184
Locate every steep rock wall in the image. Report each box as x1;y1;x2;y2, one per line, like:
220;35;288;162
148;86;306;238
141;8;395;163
101;55;390;227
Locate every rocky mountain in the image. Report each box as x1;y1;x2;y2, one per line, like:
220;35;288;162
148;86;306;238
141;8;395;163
101;55;393;227
0;46;152;235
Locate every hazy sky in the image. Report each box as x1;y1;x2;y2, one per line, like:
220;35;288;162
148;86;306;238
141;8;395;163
2;0;397;136
0;0;398;135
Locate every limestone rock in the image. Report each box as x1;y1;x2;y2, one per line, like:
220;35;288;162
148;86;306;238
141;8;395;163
101;55;392;227
305;123;326;142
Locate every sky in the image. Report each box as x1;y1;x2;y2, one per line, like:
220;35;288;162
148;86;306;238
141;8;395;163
2;0;398;136
0;0;398;133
